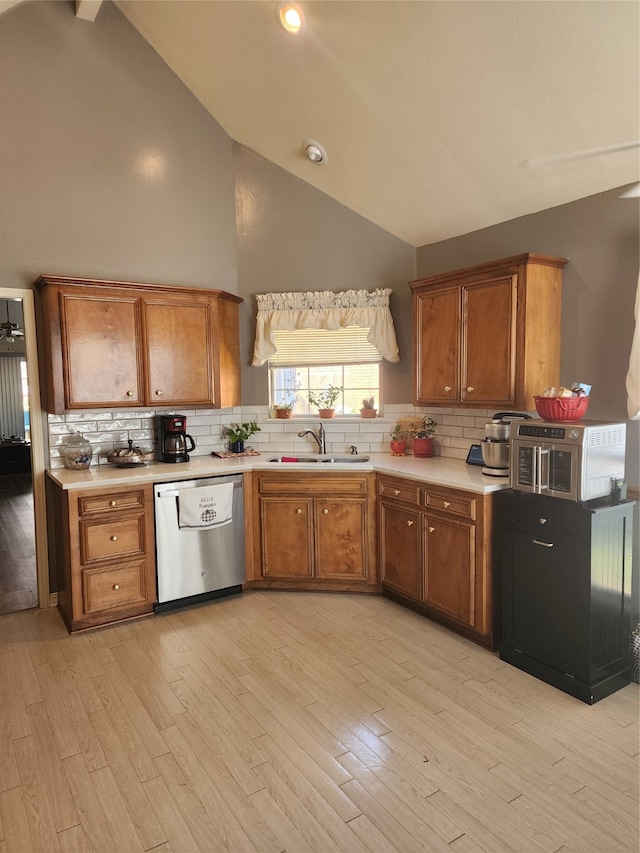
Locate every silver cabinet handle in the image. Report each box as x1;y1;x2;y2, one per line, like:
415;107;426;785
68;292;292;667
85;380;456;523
533;539;554;547
444;385;452;392
126;390;134;397
407;520;414;527
322;508;329;515
466;386;474;392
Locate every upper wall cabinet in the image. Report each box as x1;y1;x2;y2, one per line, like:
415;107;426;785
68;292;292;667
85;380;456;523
410;253;567;410
34;275;243;414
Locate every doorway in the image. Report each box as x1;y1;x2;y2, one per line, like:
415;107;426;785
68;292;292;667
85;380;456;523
0;288;48;612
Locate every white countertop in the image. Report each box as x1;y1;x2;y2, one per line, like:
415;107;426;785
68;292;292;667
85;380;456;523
47;452;509;494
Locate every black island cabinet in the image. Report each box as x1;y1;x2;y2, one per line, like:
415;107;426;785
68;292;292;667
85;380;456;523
498;490;637;704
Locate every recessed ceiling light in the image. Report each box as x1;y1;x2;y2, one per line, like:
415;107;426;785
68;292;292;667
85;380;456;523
276;3;304;35
304;139;327;164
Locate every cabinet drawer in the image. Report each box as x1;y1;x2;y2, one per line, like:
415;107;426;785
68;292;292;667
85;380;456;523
424;489;476;520
257;474;370;496
78;490;146;517
502;492;590;542
378;477;421;506
80;514;146;565
82;560;149;613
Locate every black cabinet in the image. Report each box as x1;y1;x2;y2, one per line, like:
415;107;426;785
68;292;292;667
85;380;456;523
499;491;636;703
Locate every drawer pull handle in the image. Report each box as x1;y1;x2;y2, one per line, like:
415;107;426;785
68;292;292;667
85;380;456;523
407;520;414;527
394;489;400;496
296;508;302;514
155;389;163;396
444;385;452;392
428;526;435;533
443;501;450;508
113;584;120;591
466;386;474;392
110;535;118;542
126;390;134;397
322;508;329;515
533;539;554;548
109;500;116;507
539;518;547;524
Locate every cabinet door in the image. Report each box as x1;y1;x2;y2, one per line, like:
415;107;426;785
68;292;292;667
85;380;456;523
380;502;421;599
60;292;143;408
259;498;313;578
414;287;459;404
145;298;214;406
315;499;369;580
424;515;475;627
461;276;516;406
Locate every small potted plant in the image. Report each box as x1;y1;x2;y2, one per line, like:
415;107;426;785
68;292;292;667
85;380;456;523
390;424;407;456
308;385;342;418
360;396;377;419
410;416;437;458
221;420;261;454
273;391;297;419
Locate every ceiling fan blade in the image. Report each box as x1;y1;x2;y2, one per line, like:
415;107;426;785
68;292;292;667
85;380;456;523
522;140;639;169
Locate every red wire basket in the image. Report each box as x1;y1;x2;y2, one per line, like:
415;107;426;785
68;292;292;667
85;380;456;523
534;395;589;422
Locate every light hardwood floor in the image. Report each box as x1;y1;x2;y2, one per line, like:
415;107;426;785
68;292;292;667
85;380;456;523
0;591;638;853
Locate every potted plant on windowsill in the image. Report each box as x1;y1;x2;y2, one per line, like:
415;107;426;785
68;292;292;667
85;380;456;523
273;391;297;419
221;420;261;454
308;385;342;418
390;424;407;456
410;416;437;458
360;397;377;418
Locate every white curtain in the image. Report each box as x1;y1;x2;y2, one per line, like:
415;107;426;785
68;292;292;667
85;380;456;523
252;288;400;366
627;273;640;420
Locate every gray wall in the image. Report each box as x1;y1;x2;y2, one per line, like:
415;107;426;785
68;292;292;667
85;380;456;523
416;187;640;486
0;0;238;292
234;145;416;404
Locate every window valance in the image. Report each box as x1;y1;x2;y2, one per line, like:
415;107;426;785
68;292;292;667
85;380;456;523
251;288;400;366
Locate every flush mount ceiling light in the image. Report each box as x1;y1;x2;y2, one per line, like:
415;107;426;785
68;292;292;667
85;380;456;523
276;3;304;35
304;139;327;164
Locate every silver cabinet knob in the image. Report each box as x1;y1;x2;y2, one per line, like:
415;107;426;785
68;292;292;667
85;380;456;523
444;386;452;392
407;520;414;527
110;535;118;542
296;508;302;514
126;390;134;397
466;386;474;392
113;584;120;590
322;508;329;514
443;501;450;508
155;389;163;396
428;526;435;533
109;500;116;507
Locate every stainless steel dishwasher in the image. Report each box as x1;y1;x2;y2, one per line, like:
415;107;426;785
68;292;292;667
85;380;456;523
154;474;245;612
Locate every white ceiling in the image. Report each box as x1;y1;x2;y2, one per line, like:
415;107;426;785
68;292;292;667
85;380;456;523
8;1;640;246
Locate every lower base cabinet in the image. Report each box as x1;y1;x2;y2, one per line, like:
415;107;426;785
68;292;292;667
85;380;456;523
46;478;157;632
249;472;379;592
379;474;496;647
499;490;636;703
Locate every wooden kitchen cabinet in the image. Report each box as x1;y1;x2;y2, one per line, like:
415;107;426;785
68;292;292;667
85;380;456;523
410;253;567;410
378;474;496;647
250;472;379;592
34;275;242;413
46;478;156;632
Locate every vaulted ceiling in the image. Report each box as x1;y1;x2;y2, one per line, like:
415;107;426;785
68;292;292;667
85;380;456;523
6;1;640;246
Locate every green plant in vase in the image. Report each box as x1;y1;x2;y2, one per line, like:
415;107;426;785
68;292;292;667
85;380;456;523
221;420;261;453
307;385;342;417
390;424;407;456
410;416;437;457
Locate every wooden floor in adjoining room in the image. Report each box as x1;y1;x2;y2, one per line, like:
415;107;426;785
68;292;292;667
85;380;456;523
0;590;638;853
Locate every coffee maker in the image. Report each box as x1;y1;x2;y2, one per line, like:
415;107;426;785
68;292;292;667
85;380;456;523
157;414;196;463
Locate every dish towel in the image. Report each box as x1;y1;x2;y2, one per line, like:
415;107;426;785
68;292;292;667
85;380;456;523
177;482;234;530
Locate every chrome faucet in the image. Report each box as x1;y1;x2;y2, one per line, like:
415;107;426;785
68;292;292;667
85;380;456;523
297;423;326;454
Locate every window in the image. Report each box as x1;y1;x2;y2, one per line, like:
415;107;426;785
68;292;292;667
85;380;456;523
269;327;380;415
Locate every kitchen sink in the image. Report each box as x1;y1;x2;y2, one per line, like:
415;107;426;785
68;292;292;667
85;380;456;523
266;455;370;464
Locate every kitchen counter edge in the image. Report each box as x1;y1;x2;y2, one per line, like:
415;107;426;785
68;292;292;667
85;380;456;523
46;454;508;495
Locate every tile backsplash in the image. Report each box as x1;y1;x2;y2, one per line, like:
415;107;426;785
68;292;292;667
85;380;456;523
47;404;501;468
